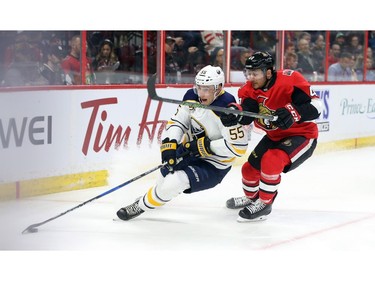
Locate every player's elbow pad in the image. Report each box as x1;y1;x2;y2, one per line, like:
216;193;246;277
295;99;322;122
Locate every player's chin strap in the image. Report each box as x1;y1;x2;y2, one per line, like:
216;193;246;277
147;73;277;121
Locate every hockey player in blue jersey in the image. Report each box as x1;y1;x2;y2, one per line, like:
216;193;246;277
116;65;249;220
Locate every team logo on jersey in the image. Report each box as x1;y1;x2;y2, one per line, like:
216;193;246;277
256;96;274;130
190;117;206;139
282;139;292;147
282;69;294;76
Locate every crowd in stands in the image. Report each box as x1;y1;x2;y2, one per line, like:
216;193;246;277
1;30;375;87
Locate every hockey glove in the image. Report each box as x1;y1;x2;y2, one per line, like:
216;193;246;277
160;138;178;170
220;103;243;127
273;103;301;130
184;137;213;158
238;98;258;125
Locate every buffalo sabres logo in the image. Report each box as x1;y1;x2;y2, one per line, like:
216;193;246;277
191;117;206;139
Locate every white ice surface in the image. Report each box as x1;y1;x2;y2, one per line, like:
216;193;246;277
1;146;375;280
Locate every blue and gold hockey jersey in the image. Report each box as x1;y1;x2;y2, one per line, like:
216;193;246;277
163;88;249;170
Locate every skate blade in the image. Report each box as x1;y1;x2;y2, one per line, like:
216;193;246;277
237;215;268;223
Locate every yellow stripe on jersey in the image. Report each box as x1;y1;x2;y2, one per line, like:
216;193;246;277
230;145;247;156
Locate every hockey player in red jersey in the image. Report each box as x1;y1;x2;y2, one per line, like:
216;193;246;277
221;51;322;222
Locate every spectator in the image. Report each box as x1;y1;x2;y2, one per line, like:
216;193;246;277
368;31;375;51
93;39;119;72
296;38;316;80
92;39;120;84
210;47;224;69
39;45;65;85
298;31;312;46
355;56;375;81
334;32;347;50
1;32;46;86
311;33;325;74
164;36;181;83
167;31;208;77
252;31;277;56
284;41;296;55
284;52;302;72
328;52;356;81
200;30;224;56
3;31;42;69
328;43;341;65
231;47;253;70
344;34;363;58
61;35;81;85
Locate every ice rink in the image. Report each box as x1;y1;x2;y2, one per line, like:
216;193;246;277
1;145;375;280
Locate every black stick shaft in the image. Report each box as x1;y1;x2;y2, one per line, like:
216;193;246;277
147;73;277;121
22;163;164;234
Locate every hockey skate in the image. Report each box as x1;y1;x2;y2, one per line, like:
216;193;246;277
226;196;254;209
116;199;144;221
237;199;272;222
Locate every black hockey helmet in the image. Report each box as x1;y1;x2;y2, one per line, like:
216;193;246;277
245;51;274;70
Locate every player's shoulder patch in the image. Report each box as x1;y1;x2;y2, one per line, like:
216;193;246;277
282;69;294;76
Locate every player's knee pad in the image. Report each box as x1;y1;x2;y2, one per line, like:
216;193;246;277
242;161;260;182
156;170;190;200
261;149;290;175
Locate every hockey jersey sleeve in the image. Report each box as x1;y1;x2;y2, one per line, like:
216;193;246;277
162;103;191;142
290;71;322;122
209;120;249;159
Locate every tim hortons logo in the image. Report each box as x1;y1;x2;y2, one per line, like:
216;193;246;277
80;97;167;155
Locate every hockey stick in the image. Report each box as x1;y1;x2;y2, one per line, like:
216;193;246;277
22;163;165;234
147;73;277;121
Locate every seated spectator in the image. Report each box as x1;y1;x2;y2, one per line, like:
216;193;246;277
284;52;302;72
1;32;46;86
328;52;356;81
39;45;65;85
200;30;224;56
328;43;341;65
93;39;119;72
296;38;316;80
210;47;224;69
252;31;277;57
231;47;253;70
334;32;347;51
61;35;81;85
284;41;296;55
356;56;375;81
344;34;363;58
164;36;181;83
311;33;325;74
92;39;120;84
2;61;48;86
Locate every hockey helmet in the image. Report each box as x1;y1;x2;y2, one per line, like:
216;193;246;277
245;51;274;70
195;65;225;91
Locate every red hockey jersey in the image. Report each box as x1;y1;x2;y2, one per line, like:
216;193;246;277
238;69;319;141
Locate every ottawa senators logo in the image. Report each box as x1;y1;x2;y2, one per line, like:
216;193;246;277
256;96;276;130
281;139;292;147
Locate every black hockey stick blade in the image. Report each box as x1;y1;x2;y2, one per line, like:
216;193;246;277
147;73;277;121
21;163;165;234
